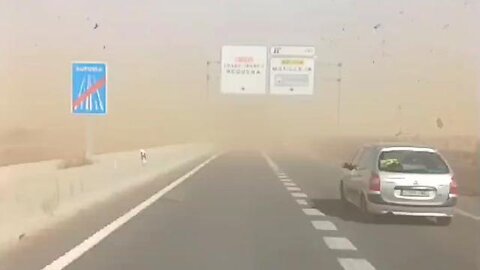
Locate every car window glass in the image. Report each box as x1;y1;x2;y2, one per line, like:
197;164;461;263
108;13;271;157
378;150;449;174
358;148;373;169
351;148;365;166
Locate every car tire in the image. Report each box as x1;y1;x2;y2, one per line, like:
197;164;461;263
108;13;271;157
436;217;452;226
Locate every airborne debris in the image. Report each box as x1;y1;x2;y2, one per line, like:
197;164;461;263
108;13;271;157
399;10;404;15
436;118;444;129
18;233;26;240
103;45;106;49
93;23;99;30
373;23;382;30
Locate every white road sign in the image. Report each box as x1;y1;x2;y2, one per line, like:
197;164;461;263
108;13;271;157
269;57;315;95
221;46;267;94
270;46;315;57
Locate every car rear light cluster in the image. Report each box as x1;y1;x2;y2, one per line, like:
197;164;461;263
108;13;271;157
369;173;381;192
449;176;458;196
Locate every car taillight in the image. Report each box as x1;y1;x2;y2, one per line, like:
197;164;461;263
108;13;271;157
449;177;458;196
369;173;381;192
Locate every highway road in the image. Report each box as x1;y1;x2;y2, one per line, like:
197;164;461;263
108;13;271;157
1;151;478;270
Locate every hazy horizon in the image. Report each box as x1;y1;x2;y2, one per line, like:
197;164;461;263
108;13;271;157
1;0;478;161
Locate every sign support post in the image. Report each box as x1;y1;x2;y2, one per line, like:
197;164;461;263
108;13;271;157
85;118;93;159
336;62;343;128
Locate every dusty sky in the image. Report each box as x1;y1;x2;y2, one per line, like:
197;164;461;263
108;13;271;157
1;0;478;154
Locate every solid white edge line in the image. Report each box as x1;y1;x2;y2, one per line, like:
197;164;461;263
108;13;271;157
41;154;220;270
455;208;480;221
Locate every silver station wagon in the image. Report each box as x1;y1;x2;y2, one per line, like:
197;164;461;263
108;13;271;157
340;143;458;225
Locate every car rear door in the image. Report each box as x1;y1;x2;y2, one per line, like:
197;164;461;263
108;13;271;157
343;148;364;203
346;147;375;204
352;147;375;199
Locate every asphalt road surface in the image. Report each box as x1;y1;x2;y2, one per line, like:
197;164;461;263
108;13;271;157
1;151;478;270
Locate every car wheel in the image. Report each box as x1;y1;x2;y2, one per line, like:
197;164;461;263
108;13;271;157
436;217;452;226
360;194;377;223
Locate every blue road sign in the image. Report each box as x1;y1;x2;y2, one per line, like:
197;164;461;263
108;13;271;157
72;62;107;115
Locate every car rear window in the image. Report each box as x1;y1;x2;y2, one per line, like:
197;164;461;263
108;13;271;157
378;150;449;174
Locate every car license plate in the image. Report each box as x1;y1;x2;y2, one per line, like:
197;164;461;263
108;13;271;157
401;189;430;197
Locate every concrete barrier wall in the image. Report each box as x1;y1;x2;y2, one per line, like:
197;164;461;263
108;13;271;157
0;143;215;251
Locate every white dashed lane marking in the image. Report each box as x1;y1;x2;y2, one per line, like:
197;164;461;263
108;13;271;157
338;258;376;270
302;208;325;216
311;220;337;231
283;182;297;187
291;192;308;198
262;152;376;270
296;199;309;206
324;237;357;250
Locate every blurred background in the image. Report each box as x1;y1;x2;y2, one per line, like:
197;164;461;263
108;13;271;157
0;0;478;165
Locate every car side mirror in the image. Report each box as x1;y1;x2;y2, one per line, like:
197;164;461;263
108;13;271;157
342;162;352;170
343;163;358;171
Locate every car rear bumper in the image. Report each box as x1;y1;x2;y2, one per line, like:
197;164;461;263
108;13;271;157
367;194;456;217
